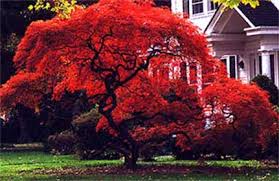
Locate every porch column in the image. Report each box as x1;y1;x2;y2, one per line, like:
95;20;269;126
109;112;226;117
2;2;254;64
261;52;271;78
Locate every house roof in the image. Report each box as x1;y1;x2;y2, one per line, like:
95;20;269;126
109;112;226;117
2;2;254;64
205;1;279;33
239;1;279;26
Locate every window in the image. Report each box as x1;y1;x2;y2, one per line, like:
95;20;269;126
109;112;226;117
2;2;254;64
253;58;256;77
152;67;158;77
259;56;262;75
183;0;189;14
192;0;203;14
180;62;187;81
270;54;275;82
229;56;236;78
220;55;238;79
221;58;226;65
190;63;197;84
208;0;218;11
160;65;169;79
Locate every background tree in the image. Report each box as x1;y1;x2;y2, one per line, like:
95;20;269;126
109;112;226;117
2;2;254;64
28;0;99;19
214;0;260;8
1;0;54;84
28;0;170;19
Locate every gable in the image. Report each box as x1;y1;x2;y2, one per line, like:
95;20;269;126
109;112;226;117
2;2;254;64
211;9;250;34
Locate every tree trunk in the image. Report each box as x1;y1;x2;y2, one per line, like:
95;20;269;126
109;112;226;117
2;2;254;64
124;149;139;169
18;117;31;143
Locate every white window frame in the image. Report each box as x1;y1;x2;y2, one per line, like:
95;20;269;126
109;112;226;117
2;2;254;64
258;55;262;75
269;53;276;83
183;0;190;14
191;0;204;15
208;0;218;11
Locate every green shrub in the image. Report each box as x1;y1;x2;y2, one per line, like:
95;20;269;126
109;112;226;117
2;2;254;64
47;130;76;154
72;108;120;160
47;108;120;159
251;75;279;105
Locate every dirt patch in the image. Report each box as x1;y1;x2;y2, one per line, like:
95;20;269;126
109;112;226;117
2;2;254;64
31;165;276;177
32;165;190;176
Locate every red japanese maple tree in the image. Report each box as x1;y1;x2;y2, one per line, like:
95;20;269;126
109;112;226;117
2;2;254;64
201;78;278;158
2;0;267;168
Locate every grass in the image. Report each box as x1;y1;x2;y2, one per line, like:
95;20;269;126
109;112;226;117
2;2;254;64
0;152;121;179
0;152;278;180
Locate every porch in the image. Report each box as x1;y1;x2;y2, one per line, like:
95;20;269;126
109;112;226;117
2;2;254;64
204;5;279;87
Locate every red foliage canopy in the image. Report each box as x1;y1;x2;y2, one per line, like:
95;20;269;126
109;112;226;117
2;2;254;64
1;0;217;123
203;78;277;128
201;78;278;156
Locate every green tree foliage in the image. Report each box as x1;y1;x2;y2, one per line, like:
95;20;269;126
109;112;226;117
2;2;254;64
28;0;78;19
214;0;260;8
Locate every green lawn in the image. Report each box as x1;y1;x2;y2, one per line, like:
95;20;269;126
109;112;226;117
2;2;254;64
0;152;277;181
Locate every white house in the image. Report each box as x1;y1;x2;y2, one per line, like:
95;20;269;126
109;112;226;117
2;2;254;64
171;0;279;87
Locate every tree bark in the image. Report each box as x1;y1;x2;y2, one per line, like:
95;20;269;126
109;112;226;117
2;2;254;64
18;117;31;143
124;148;138;169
